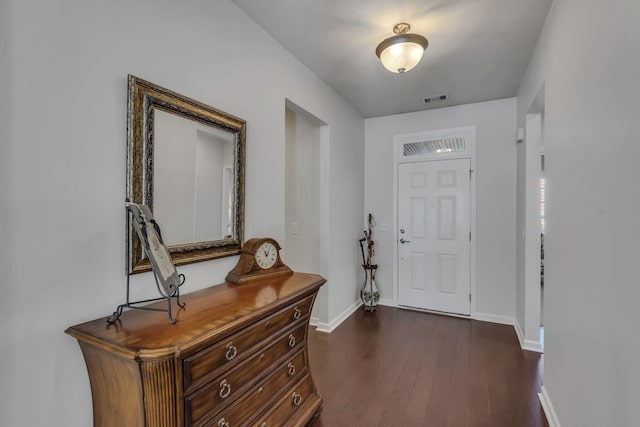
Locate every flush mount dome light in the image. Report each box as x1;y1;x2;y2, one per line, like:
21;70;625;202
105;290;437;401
375;23;428;74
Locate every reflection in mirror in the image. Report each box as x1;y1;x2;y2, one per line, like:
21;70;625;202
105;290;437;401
154;108;236;245
127;75;245;274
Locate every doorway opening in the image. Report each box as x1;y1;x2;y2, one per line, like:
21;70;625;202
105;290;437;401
284;101;329;325
517;82;545;353
540;153;545;347
392;126;477;316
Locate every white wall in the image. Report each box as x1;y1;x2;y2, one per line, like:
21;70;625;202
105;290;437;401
0;0;12;414
365;98;517;319
1;0;363;425
325;112;365;323
517;0;640;425
516;132;526;333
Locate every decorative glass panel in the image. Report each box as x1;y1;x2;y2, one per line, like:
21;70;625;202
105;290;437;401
403;137;465;156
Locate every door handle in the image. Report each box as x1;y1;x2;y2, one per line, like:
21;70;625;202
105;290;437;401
399;238;411;244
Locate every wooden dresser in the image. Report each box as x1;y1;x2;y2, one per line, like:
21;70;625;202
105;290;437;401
66;273;325;427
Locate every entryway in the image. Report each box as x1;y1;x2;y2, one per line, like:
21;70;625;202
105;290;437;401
393;126;476;317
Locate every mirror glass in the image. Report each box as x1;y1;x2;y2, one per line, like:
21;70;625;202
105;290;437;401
154;108;236;244
126;75;245;274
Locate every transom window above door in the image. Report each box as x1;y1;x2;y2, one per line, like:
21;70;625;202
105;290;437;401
395;127;474;162
403;137;466;156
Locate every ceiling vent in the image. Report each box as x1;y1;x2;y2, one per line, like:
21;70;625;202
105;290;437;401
423;94;448;103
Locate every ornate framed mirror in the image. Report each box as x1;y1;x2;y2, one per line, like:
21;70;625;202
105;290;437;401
126;75;245;274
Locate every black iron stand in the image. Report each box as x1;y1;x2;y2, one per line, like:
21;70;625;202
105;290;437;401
107;272;186;324
107;203;186;324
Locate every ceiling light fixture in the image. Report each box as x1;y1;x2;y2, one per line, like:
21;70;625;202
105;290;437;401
376;23;428;74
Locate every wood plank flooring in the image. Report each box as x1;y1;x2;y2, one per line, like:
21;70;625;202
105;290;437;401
308;306;547;427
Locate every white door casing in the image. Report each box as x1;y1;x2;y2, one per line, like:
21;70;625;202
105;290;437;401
392;125;476;316
397;159;471;315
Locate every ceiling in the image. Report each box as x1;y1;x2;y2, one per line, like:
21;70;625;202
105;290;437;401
231;0;553;118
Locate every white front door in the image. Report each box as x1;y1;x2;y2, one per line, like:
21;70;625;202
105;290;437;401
398;159;471;315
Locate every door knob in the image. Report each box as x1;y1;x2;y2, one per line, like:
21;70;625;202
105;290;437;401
400;238;411;244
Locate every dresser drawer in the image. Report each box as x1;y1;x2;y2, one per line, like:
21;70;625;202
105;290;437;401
251;375;316;427
185;324;308;425
198;351;308;427
184;295;314;392
268;323;307;361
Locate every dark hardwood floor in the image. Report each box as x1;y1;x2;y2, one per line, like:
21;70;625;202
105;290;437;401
308;306;547;427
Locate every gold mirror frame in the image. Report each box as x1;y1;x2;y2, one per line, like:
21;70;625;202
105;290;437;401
127;75;245;274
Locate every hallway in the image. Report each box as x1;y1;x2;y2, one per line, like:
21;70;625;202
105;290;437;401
309;307;547;427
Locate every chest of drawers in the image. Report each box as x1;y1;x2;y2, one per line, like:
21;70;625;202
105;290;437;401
65;273;325;427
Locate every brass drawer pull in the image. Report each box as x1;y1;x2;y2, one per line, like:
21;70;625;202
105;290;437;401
225;343;237;361
288;334;296;348
292;392;302;406
219;379;232;399
293;307;301;320
287;362;296;376
261;423;267;427
218;418;229;427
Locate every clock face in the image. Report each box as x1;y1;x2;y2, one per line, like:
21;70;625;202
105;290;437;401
255;241;278;269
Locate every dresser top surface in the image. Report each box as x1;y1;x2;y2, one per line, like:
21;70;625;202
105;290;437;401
65;272;324;359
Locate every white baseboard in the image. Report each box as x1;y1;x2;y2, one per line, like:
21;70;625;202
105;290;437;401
473;312;515;325
314;300;363;333
538;386;561;427
514;320;525;345
309;316;319;327
378;298;395;307
523;339;543;352
514;320;544;353
332;303;541;353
